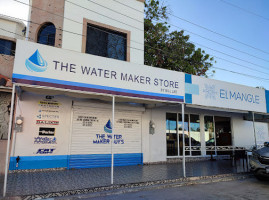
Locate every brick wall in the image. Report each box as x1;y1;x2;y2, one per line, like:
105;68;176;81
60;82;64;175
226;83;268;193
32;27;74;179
28;0;65;48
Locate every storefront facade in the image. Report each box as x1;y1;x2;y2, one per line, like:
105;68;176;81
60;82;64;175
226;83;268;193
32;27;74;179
7;39;269;170
2;0;268;172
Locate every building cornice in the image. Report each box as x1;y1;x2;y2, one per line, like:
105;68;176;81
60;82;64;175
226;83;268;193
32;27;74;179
0;14;25;28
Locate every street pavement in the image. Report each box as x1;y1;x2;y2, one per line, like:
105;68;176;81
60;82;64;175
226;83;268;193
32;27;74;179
82;178;269;200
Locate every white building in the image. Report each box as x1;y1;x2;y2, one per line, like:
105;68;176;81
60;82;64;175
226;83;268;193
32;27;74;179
6;0;269;171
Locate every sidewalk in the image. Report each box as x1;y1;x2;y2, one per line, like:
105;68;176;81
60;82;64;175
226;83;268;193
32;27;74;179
4;159;247;197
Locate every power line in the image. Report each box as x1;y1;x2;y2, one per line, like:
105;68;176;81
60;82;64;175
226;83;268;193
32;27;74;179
2;11;269;76
190;40;269;71
152;19;269;63
213;56;269;76
2;25;269;84
113;0;144;14
79;0;269;63
65;0;143;32
167;13;269;55
13;0;143;44
212;66;269;82
85;0;269;63
14;0;269;69
5;2;269;79
0;13;143;50
17;0;269;65
112;0;269;55
83;0;269;63
1;30;268;83
0;27;30;40
220;0;269;22
86;0;143;24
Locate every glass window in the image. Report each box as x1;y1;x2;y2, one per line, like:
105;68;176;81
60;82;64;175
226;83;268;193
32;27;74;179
178;114;190;156
166;113;178;156
190;114;201;155
86;23;127;61
37;23;56;46
204;116;215;155
0;39;15;55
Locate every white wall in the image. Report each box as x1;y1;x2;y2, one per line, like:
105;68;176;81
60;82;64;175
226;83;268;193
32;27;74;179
13;93;148;158
0;17;25;40
12;92;269;163
62;0;144;65
13;92;72;157
232;117;269;148
145;108;167;162
144;106;269;163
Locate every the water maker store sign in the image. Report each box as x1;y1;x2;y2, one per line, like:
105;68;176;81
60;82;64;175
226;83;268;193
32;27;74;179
12;40;184;103
191;76;267;113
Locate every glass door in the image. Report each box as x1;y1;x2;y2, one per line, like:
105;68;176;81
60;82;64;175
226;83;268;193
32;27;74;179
215;116;232;155
204;116;216;155
166;113;178;156
190;114;201;155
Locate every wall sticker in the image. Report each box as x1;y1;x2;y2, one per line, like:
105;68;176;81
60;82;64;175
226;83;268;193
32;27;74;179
39;127;56;136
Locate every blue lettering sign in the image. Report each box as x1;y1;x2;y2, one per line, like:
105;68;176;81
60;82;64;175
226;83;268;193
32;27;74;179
220;89;225;99
219;89;260;104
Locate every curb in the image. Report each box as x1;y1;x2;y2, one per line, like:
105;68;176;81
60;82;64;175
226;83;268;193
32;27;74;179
58;173;253;200
4;173;253;200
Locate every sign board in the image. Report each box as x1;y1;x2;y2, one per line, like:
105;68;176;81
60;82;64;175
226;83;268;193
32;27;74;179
13;40;268;113
190;75;267;113
12;40;185;103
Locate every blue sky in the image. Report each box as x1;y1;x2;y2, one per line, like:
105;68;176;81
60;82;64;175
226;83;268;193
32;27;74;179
167;0;269;89
1;0;269;89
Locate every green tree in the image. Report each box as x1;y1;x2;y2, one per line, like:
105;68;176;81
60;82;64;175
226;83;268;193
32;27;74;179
144;0;215;76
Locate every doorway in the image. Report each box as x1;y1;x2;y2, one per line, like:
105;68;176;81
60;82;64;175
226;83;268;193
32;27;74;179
215;116;232;155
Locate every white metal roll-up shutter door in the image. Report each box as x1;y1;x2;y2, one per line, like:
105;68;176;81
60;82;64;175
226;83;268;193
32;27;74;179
69;105;142;169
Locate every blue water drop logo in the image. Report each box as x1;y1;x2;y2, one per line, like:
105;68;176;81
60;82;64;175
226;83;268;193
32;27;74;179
25;50;48;72
104;119;112;133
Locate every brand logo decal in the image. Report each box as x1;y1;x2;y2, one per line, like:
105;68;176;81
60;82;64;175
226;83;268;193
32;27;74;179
93;119;124;144
39;127;56;136
25;50;48;72
36;148;55;154
104;119;112;133
34;137;57;144
37;114;59;119
36;120;59;125
203;84;217;100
